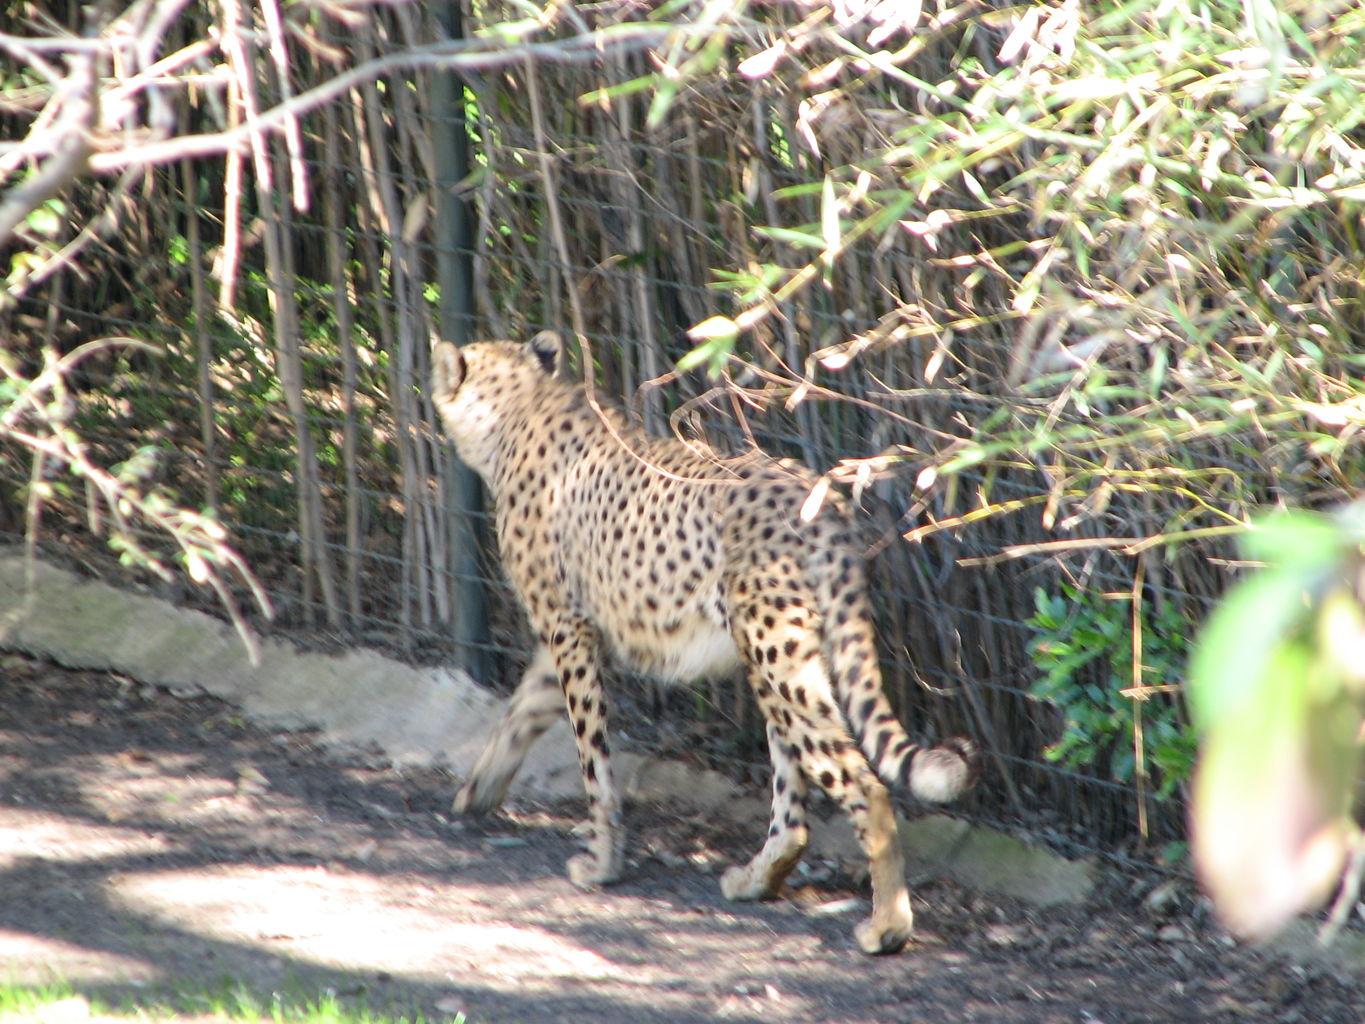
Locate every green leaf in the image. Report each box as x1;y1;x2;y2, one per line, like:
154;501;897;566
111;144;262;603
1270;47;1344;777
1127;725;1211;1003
938;444;988;475
1240;509;1347;567
1187;570;1300;731
678;316;739;377
752;225;826;250
1189;509;1353;731
19;196;68;239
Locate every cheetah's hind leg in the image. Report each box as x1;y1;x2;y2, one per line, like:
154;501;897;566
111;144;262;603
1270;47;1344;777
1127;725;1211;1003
721;723;809;901
453;646;563;815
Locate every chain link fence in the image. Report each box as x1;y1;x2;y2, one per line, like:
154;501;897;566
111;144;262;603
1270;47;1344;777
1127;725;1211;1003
7;0;1330;866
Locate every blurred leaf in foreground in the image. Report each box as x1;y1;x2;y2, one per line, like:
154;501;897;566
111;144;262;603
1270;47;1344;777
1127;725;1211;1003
1188;503;1365;941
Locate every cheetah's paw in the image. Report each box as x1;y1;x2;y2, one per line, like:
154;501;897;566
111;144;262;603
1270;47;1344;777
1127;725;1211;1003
720;864;771;902
567;852;619;890
854;912;912;955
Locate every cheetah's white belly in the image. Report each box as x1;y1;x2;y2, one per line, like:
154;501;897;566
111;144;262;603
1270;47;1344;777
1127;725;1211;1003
613;615;742;684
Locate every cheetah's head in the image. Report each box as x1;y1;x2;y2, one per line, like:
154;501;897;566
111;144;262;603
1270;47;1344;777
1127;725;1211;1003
430;331;567;475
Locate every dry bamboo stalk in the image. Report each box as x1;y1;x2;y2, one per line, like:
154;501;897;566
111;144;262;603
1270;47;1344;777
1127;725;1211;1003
752;92;818;463
350;68;415;642
524;57;587;346
267;167;341;627
395;5;439;188
322;100;363;625
355;32;437;637
390;44;449;627
181;159;218;513
222;0;339;628
345;80;412;627
386;32;438;630
258;0;308;211
471;90;510;339
1130;556;1149;841
217;59;243;311
605;54;663;432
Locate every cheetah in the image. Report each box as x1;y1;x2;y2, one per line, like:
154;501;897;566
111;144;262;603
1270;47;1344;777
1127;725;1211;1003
430;331;975;954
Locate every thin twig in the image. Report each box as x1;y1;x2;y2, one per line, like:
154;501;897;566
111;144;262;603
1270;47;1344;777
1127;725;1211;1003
1;339;272;660
259;0;309;211
954;524;1248;565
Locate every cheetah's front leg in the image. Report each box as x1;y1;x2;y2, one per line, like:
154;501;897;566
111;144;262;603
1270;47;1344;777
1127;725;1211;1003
545;616;625;889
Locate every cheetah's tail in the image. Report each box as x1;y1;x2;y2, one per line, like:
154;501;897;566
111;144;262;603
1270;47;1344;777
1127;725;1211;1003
818;551;978;803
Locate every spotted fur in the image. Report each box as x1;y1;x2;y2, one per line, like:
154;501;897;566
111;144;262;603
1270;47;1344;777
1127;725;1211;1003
431;332;976;954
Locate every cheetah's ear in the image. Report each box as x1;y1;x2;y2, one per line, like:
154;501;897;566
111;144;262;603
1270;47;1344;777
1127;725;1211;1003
527;330;565;378
431;342;465;402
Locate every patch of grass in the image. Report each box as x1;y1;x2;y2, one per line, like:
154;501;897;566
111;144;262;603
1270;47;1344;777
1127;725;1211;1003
0;980;81;1020
0;979;465;1024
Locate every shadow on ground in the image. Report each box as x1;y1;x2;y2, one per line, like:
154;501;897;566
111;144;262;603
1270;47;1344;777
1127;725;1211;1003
0;654;1359;1024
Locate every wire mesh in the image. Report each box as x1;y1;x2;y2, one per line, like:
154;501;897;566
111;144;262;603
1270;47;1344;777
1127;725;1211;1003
0;0;1282;865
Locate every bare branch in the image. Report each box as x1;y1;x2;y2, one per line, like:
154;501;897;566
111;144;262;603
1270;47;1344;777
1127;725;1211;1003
0;52;95;245
0;339;273;661
5;23;730;172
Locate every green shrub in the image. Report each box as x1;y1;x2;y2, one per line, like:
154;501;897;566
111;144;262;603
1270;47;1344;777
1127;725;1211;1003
1027;582;1195;799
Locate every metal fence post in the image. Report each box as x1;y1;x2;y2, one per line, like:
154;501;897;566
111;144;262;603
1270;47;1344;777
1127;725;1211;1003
432;0;490;683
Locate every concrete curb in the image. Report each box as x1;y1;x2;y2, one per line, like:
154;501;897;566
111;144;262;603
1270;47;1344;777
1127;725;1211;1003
0;549;1093;907
0;548;582;799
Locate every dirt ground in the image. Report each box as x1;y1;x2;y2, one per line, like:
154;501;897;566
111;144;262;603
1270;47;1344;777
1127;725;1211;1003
0;652;1360;1024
